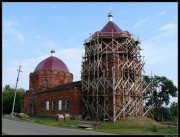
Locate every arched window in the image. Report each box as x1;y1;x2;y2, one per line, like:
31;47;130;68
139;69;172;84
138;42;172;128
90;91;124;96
41;102;45;111
52;100;55;111
43;80;48;88
65;100;70;111
46;101;49;111
58;100;62;111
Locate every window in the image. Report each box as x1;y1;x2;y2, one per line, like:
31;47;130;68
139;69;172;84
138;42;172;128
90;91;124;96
65;100;70;111
52;100;55;111
41;102;45;111
43;80;48;88
58;100;62;111
46;101;49;110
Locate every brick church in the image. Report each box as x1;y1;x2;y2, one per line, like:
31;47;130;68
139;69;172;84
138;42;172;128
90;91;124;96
23;49;82;117
23;11;144;121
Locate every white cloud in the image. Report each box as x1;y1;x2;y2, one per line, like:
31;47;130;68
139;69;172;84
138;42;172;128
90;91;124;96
2;39;8;47
3;20;25;45
34;35;42;39
158;23;176;31
140;26;177;88
174;14;177;19
157;12;166;17
51;5;57;9
11;29;25;44
141;42;176;65
3;20;18;27
53;16;70;24
56;48;84;81
118;19;127;24
81;19;100;28
134;17;152;28
42;41;59;49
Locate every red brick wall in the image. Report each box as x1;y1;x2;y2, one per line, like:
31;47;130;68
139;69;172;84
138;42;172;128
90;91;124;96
29;70;73;91
23;86;82;117
24;70;82;117
23;90;38;115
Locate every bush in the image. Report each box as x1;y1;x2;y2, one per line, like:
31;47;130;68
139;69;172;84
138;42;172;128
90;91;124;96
151;125;158;132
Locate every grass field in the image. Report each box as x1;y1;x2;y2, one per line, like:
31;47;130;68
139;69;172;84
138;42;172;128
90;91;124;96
5;115;178;135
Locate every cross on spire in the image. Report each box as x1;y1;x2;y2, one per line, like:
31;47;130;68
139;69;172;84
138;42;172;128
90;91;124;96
108;6;113;21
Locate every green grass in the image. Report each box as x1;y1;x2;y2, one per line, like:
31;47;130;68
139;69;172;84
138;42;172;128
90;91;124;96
94;124;177;135
4;115;178;135
2;132;8;135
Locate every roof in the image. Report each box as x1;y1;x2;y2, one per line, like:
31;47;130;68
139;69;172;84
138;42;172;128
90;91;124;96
100;21;123;34
45;81;81;92
34;56;69;73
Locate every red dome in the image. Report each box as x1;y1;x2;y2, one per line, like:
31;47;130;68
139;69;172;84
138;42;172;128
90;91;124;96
34;56;69;73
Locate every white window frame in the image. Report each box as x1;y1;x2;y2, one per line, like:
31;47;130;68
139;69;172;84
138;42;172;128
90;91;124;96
58;100;62;111
46;101;49;110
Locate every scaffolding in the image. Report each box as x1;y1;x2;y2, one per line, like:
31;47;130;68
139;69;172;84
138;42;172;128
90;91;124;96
142;73;155;120
81;30;155;122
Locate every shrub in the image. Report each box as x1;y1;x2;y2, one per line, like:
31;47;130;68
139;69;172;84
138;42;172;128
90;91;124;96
151;125;158;132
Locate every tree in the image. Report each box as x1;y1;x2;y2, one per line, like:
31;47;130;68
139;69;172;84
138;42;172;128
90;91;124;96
157;102;178;121
143;75;177;121
153;76;177;105
2;85;26;114
170;102;178;117
3;84;13;90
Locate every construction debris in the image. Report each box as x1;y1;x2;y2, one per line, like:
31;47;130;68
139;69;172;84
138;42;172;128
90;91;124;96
77;122;103;129
18;113;29;118
56;114;65;121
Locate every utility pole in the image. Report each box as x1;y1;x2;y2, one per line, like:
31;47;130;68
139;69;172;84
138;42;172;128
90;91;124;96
11;65;22;117
151;71;154;120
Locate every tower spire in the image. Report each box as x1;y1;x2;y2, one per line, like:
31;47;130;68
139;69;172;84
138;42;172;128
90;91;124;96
108;6;113;21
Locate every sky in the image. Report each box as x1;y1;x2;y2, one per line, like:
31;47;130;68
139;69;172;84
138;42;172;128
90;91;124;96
2;2;178;103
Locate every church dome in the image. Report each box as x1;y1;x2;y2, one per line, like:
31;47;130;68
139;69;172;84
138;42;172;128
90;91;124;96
34;50;69;73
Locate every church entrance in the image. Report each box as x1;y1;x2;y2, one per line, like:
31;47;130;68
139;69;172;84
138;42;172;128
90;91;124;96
29;101;36;115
